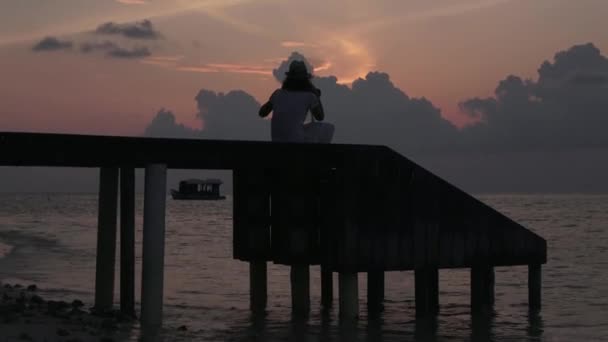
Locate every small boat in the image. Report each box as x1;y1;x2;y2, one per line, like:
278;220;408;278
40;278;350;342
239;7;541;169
170;178;227;200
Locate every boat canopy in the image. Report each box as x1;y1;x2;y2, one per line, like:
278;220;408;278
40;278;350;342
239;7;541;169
180;178;223;185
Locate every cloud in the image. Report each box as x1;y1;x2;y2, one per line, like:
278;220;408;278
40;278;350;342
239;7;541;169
32;36;73;51
80;40;151;59
460;42;608;151
144;109;200;138
281;41;315;48
107;46;151;59
177;63;271;76
115;0;147;4
195;89;267;141
95;19;161;39
146;51;457;154
141;45;608;192
145;43;608;155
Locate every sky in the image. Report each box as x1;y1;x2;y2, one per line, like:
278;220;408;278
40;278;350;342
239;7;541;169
1;0;608;193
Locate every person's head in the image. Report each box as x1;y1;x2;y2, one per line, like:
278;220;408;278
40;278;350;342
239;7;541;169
282;60;315;92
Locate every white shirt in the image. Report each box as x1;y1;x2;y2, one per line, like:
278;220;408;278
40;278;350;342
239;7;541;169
269;89;320;142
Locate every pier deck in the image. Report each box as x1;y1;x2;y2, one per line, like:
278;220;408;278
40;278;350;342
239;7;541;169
0;132;547;329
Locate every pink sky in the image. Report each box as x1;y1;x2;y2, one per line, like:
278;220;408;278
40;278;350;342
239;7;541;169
1;0;607;134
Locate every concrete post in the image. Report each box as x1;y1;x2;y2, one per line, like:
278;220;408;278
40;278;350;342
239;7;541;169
367;271;385;315
141;164;167;332
339;272;359;319
120;167;136;317
471;265;495;314
94;167;119;312
321;265;333;309
415;268;439;317
290;264;310;317
528;264;542;311
250;260;267;314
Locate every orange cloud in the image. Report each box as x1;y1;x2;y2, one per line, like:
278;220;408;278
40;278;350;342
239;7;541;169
281;41;314;48
177;63;272;76
115;0;147;4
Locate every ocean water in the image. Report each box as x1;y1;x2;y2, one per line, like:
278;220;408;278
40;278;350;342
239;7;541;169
0;193;607;341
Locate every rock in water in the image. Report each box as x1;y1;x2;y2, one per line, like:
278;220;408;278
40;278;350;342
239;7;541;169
72;299;84;308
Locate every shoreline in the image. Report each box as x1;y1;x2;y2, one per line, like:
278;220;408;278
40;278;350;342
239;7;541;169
0;282;136;342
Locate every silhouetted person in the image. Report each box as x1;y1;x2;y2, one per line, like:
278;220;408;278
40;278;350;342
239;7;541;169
259;60;334;143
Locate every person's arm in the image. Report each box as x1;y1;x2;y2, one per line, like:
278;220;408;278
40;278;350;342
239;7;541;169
310;96;325;121
259;101;273;117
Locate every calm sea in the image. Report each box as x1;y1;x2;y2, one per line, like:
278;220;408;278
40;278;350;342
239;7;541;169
0;193;607;341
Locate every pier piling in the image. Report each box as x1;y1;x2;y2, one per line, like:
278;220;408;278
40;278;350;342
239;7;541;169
367;271;385;315
471;265;495;313
339;272;359;319
290;264;310;316
321;266;333;309
141;164;167;331
94;167;119;312
528;264;542;311
120;167;136;317
415;268;439;317
249;261;267;313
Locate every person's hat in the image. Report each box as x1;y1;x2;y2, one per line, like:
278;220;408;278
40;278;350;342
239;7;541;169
285;60;311;79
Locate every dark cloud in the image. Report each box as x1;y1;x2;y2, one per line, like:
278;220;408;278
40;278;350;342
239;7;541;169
144;44;608;154
95;19;161;39
107;46;150;59
32;36;73;51
80;41;117;53
144;109;200;138
460;42;608;152
80;41;151;59
141;44;608;192
195;89;267;141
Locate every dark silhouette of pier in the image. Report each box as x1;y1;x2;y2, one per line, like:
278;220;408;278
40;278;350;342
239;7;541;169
0;132;547;333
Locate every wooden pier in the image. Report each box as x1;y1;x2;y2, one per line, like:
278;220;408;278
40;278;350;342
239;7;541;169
0;132;547;331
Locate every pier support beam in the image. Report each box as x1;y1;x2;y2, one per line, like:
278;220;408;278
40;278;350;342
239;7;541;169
141;164;167;332
120;167;136;317
250;261;267;314
367;271;384;315
290;265;310;317
321;266;333;309
339;272;359;319
415;268;439;317
471;265;495;314
528;264;542;311
94;167;119;312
